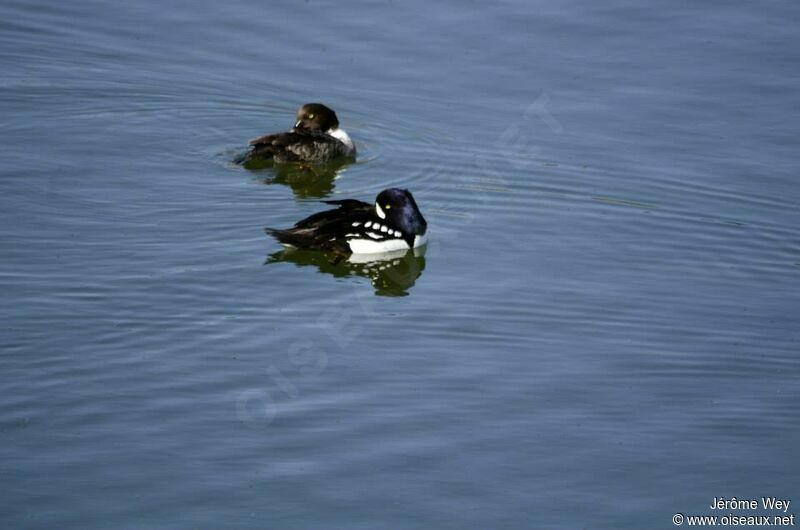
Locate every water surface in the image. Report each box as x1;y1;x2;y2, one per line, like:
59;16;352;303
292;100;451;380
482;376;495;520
1;0;799;528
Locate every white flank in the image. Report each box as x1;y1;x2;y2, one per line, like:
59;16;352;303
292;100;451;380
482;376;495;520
348;238;409;254
366;232;382;239
348;248;408;264
347;232;428;255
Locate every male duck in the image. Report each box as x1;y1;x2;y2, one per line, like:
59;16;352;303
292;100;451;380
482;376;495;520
266;188;427;255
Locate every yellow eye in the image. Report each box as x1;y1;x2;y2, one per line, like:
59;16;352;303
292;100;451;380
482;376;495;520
384;204;391;209
307;113;315;119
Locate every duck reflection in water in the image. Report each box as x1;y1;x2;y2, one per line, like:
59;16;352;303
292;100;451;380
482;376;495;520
242;158;350;199
266;246;426;297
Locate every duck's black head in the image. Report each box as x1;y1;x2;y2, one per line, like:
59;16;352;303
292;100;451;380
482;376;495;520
374;188;427;248
294;103;339;132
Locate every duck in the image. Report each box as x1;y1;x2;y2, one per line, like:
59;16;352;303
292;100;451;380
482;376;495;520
266;188;427;255
237;103;356;164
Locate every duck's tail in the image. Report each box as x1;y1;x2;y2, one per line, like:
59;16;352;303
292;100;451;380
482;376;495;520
265;227;300;248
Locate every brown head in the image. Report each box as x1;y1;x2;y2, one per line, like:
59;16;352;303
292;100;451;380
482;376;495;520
293;103;339;132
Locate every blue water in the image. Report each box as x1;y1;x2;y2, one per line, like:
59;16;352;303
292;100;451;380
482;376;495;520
1;0;799;528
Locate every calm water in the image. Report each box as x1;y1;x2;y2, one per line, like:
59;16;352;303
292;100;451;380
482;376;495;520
2;0;799;528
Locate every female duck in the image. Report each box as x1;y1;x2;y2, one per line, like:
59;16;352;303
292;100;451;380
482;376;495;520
238;103;356;164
